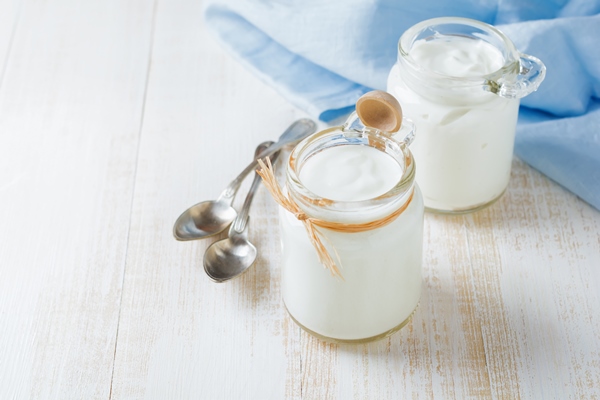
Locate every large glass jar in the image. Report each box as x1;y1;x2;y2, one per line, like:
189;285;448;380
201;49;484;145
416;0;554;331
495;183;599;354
278;112;423;343
387;17;545;213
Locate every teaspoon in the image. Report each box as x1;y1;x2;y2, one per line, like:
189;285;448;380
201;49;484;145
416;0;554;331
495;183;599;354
203;146;281;282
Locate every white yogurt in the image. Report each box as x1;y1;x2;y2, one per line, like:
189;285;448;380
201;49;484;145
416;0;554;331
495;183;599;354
410;38;504;77
299;145;402;201
281;143;423;342
388;36;520;212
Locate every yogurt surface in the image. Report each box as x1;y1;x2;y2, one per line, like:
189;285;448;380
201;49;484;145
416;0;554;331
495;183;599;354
409;37;504;77
299;145;402;202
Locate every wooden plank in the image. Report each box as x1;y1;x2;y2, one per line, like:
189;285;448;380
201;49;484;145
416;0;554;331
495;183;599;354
0;0;154;397
268;158;600;400
475;160;600;399
109;0;307;398
0;0;20;81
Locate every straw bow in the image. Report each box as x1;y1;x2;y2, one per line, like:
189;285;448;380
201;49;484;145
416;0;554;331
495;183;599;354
257;157;414;279
256;157;343;278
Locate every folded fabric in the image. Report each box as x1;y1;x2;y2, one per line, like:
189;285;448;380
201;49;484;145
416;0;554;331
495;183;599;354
205;0;600;210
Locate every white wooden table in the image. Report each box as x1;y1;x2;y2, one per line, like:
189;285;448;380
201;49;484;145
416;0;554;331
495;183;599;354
1;0;599;398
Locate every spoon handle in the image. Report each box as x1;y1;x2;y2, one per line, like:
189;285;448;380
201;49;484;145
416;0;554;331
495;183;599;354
218;119;317;202
232;149;281;233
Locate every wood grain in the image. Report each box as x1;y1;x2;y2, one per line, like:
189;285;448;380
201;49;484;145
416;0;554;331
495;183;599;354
0;0;599;398
108;0;307;398
0;0;154;397
0;0;20;86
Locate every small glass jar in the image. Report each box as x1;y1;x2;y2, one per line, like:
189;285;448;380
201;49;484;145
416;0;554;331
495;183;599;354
279;113;423;343
387;17;546;213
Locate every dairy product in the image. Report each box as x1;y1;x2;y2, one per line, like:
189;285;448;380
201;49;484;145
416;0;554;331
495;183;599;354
281;143;423;342
410;38;504;77
388;36;520;212
299;145;402;202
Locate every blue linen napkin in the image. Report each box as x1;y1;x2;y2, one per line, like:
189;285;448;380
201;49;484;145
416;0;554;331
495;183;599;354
205;0;600;210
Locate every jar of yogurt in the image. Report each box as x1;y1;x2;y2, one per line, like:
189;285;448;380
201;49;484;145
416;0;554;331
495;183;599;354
387;17;546;213
263;92;424;343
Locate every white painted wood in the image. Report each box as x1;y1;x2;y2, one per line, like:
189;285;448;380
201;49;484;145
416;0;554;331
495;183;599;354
1;0;599;399
0;0;154;398
0;0;21;84
108;1;308;398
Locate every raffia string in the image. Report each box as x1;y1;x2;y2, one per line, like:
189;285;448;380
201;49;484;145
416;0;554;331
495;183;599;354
256;157;414;278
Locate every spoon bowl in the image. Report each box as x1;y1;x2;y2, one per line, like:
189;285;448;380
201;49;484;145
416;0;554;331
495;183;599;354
173;141;271;241
173;118;317;241
203;222;258;282
173;200;237;240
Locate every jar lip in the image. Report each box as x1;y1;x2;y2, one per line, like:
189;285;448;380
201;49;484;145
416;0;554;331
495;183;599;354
398;17;520;84
286;126;416;216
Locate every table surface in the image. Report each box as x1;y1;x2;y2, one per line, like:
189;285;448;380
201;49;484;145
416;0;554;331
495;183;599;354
1;0;599;398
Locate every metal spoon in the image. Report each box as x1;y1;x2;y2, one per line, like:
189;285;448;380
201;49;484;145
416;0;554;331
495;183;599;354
203;147;281;282
174;142;269;241
173;118;317;241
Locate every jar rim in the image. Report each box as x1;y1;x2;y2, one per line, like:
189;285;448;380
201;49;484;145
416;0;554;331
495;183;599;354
286;125;416;221
398;17;520;85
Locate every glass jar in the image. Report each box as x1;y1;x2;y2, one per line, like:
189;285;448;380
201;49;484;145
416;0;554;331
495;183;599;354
387;17;546;213
279;112;423;343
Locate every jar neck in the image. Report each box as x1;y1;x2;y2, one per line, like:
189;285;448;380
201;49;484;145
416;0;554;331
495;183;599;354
397;17;521;101
286;126;416;224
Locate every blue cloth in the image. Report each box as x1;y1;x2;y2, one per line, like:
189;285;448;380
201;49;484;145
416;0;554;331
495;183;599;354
205;0;600;210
